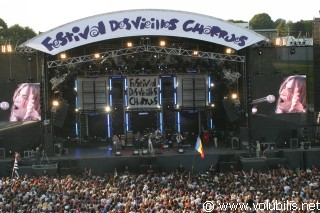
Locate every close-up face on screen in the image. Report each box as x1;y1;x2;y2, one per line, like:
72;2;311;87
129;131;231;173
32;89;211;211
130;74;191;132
249;48;309;117
0;83;41;122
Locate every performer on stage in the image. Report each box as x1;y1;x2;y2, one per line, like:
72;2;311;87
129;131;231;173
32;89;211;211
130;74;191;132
176;132;184;147
112;134;120;151
154;128;161;137
12;152;20;179
135;131;142;149
35;146;42;165
148;135;154;154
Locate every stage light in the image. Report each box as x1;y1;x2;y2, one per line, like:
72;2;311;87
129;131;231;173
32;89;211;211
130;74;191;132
159;40;166;46
105;106;111;113
290;47;296;55
252;106;257;114
127;42;133;47
52;100;59;107
225;48;233;54
231;93;238;99
258;48;263;55
178;148;184;154
142;150;148;155
115;151;121;156
193;50;198;56
7;44;12;53
94;53;100;58
60;53;67;59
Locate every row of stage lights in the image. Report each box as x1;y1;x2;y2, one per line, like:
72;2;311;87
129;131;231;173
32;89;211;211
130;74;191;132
56;40;237;61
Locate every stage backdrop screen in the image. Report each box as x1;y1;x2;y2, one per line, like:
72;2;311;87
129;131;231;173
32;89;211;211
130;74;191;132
0;82;41;122
126;76;159;109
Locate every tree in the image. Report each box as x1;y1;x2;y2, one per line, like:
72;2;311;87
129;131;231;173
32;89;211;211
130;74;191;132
0;18;8;43
277;21;288;37
292;20;306;38
1;24;36;47
274;18;286;28
249;13;275;29
303;20;313;37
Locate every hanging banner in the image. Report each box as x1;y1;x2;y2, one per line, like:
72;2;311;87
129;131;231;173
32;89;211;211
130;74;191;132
127;76;159;109
19;9;265;55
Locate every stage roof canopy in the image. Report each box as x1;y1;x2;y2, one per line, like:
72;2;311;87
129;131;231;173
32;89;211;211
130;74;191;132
20;9;266;55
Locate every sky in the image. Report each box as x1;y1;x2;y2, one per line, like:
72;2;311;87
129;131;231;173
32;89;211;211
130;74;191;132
1;0;319;33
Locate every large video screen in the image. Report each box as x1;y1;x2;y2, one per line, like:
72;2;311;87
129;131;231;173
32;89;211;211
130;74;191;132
0;82;41;122
248;46;312;143
249;47;310;116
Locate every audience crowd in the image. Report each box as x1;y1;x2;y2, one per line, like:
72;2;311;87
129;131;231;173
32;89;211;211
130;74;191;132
0;166;319;212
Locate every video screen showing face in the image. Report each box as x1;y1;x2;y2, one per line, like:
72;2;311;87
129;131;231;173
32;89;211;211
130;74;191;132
0;83;41;122
249;47;310;116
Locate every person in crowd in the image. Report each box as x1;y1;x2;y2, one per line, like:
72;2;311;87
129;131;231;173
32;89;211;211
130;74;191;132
9;83;41;122
1;166;320;212
11;152;20;179
275;75;307;114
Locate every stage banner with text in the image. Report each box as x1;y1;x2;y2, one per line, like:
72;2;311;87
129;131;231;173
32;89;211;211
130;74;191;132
127;76;159;109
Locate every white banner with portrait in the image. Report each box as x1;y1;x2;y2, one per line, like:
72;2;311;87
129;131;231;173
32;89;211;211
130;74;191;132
127;76;159;109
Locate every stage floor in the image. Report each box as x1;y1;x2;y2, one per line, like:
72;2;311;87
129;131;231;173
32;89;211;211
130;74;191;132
1;142;320;177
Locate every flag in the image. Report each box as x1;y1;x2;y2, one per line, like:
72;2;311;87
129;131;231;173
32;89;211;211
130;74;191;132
195;135;204;158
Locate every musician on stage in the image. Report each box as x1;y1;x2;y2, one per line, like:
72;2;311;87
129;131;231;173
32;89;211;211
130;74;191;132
154;128;161;137
176;132;184;147
112;134;120;151
148;135;154;154
35;146;42;165
135;131;142;149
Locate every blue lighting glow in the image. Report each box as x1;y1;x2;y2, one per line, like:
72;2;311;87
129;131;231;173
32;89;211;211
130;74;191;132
107;114;111;138
177;111;181;132
125;113;129;131
160;112;163;133
75;123;79;136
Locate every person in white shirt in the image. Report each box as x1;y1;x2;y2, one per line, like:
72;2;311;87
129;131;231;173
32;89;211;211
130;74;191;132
176;132;184;147
148;135;154;154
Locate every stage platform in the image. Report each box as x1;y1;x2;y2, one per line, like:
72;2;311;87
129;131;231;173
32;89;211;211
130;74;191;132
1;142;320;177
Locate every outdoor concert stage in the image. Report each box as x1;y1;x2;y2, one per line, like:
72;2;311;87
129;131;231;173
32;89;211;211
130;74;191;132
1;142;320;177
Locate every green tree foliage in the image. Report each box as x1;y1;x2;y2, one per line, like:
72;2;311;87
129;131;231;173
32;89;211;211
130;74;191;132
303;20;313;37
276;21;288;37
274;18;286;28
291;20;306;37
0;18;8;31
250;13;275;29
0;20;36;47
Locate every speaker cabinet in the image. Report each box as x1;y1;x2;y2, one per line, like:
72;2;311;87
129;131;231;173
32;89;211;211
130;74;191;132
32;163;58;177
43;134;54;157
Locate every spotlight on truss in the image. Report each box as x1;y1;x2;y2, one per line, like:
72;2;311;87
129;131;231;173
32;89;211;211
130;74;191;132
222;69;241;84
50;71;70;90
